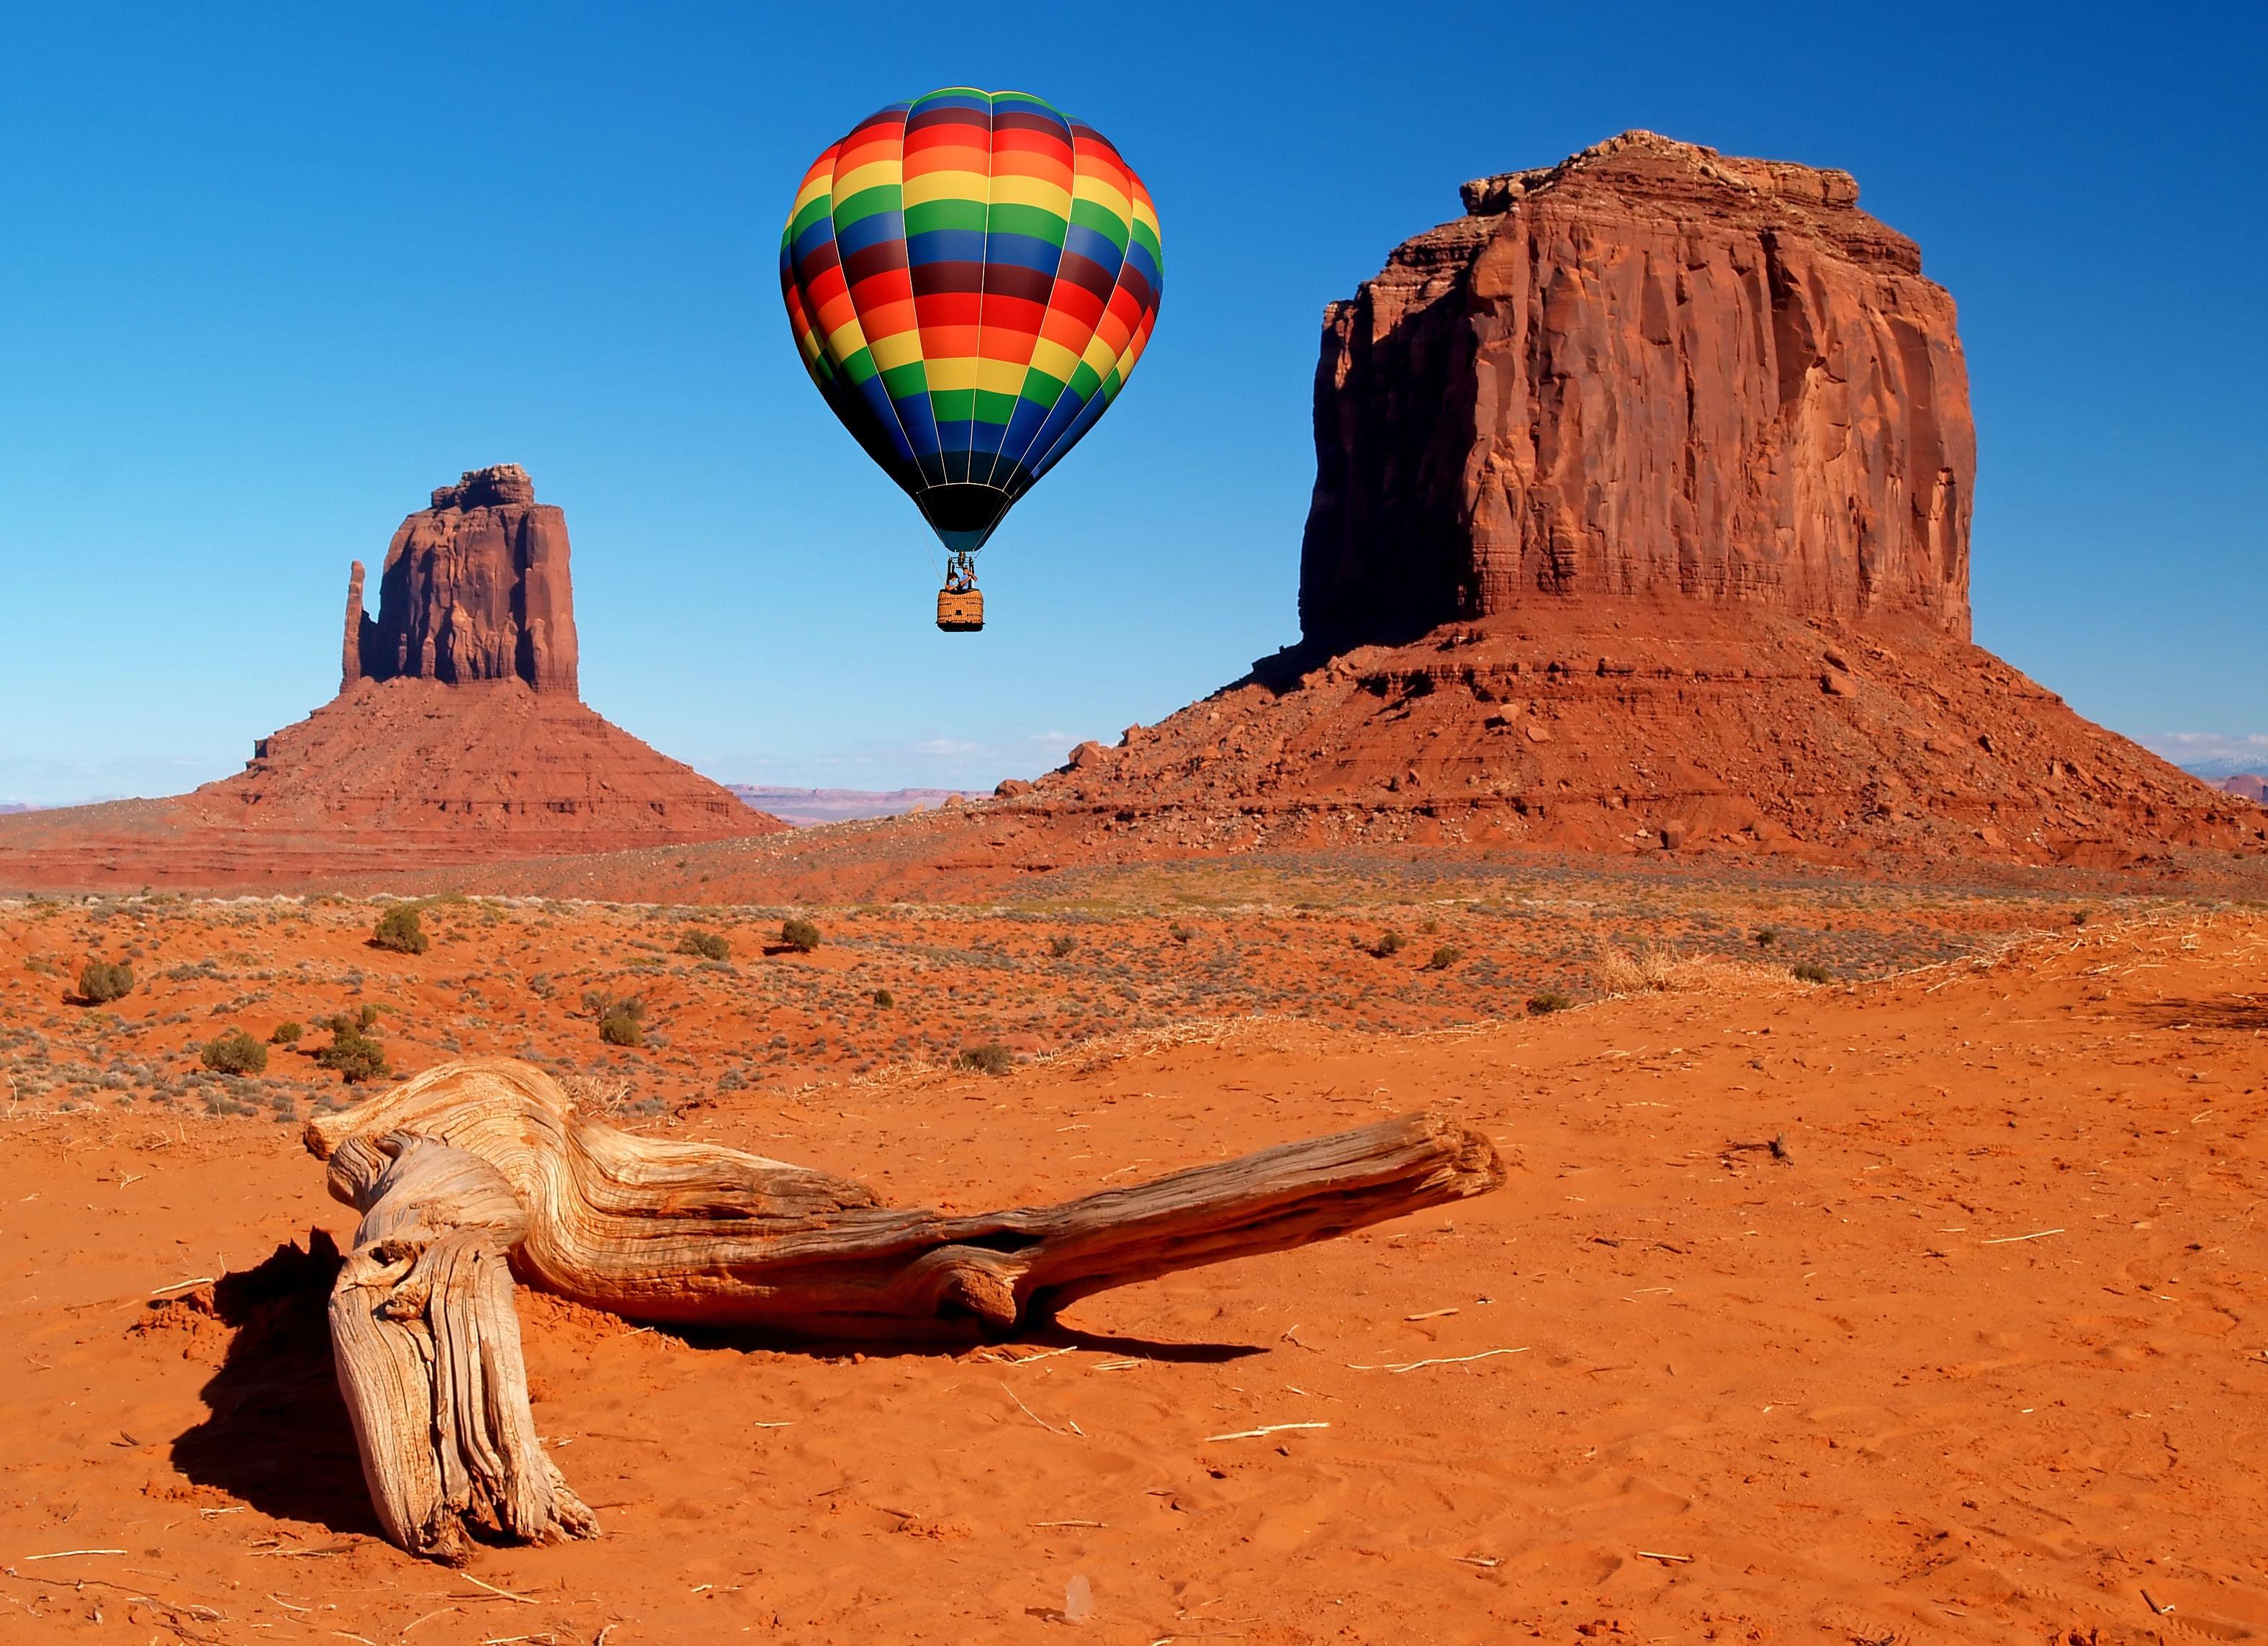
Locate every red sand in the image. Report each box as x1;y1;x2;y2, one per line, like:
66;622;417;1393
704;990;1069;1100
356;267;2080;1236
4;899;2266;1642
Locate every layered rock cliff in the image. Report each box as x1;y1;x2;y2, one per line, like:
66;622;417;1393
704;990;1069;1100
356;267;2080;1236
1300;131;1974;649
345;464;580;693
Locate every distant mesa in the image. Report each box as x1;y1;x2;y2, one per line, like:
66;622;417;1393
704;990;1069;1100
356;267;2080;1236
0;465;784;891
2214;774;2268;804
725;787;986;829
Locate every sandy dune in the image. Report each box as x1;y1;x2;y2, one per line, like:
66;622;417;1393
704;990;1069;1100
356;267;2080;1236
4;910;2265;1641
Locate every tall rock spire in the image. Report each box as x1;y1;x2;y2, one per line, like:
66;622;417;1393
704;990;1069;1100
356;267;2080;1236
348;464;581;695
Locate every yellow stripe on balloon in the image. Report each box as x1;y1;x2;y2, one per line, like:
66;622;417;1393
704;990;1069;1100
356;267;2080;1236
976;357;1029;393
1029;337;1084;382
925;356;981;392
988;174;1070;212
835;159;904;200
1077;332;1119;374
903;167;989;206
865;328;925;372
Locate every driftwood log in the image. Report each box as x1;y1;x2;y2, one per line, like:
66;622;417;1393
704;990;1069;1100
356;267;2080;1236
306;1058;1504;1560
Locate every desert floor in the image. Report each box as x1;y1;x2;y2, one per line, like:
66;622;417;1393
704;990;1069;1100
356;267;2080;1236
3;876;2266;1643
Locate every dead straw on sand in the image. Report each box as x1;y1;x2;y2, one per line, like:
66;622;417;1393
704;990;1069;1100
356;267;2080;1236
1205;1421;1330;1441
1348;1347;1529;1372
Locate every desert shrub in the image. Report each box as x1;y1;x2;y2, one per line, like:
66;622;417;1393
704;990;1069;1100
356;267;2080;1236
779;917;822;953
315;1024;388;1083
675;929;732;961
370;904;429;955
1050;935;1077;958
1369;931;1405;959
23;955;60;978
200;1028;269;1076
1526;991;1572;1015
1791;961;1833;984
1753;927;1778;948
1166;922;1194;945
270;1020;303;1044
958;1042;1014;1076
77;958;134;1004
871;988;895;1008
1426;945;1462;971
593;994;647;1048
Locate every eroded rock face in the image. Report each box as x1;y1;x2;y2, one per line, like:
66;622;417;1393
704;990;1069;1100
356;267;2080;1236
347;464;580;693
1300;131;1975;650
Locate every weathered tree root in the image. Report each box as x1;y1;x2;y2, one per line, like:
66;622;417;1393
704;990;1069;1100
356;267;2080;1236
308;1058;1504;1560
326;1130;597;1562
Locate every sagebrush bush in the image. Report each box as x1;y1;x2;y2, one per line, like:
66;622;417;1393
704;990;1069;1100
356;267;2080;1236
316;1024;388;1083
370;904;429;955
269;1020;303;1044
201;1028;269;1076
1526;991;1572;1015
77;958;134;1004
779;917;822;953
1166;922;1194;945
1791;961;1833;984
1369;931;1405;959
675;929;731;961
871;988;895;1008
958;1043;1014;1076
1050;934;1077;958
590;994;647;1048
1426;945;1462;971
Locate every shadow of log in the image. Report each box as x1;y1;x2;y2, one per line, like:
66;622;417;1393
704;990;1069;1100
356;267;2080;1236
639;1315;1267;1364
2128;994;2268;1033
161;1230;383;1538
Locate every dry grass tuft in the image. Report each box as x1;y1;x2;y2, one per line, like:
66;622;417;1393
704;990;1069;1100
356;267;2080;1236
559;1071;635;1117
1596;944;1800;999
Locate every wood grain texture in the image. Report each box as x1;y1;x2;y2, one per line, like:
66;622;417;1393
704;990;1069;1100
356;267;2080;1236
326;1129;598;1562
308;1057;1504;1556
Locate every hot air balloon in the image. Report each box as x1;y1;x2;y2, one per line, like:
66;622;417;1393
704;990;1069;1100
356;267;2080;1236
780;89;1164;632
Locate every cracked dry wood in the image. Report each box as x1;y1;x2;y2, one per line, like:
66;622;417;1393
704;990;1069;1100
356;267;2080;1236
308;1058;1504;1559
326;1128;597;1562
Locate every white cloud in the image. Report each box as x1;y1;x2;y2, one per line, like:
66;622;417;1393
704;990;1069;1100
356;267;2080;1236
2141;732;2268;776
913;738;978;756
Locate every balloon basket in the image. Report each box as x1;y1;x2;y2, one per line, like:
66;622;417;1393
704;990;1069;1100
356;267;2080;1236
936;588;985;632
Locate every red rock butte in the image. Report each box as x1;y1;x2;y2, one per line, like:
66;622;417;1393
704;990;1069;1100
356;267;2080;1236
0;465;781;891
746;132;2256;890
1301;130;1973;649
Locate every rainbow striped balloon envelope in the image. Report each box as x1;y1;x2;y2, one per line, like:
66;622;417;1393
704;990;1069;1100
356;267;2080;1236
780;88;1164;571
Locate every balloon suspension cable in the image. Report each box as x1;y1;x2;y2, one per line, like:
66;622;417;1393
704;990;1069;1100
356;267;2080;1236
943;547;979;593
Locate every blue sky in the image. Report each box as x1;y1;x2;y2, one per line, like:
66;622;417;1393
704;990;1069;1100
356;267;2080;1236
1;1;2262;805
